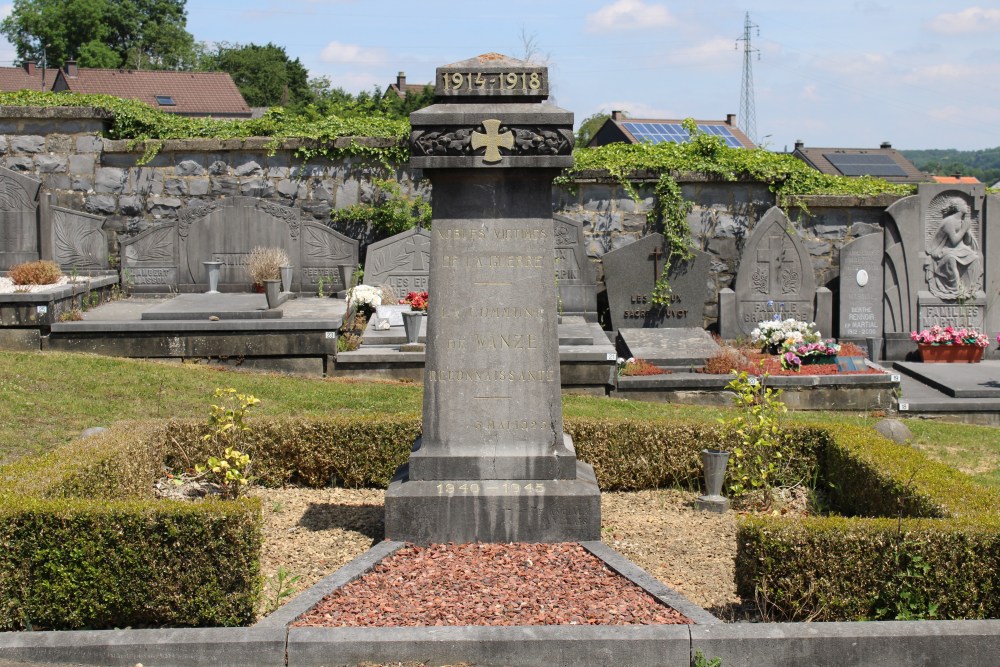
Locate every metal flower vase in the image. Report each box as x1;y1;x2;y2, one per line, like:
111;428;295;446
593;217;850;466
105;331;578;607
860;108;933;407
694;449;730;513
402;310;423;345
263;279;282;309
280;266;293;293
203;261;223;294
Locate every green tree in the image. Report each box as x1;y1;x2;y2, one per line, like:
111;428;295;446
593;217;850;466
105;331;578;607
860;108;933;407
294;76;433;120
199;42;311;108
0;0;195;69
576;111;614;147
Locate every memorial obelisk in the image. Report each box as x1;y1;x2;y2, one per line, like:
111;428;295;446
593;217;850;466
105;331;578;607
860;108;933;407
384;53;601;544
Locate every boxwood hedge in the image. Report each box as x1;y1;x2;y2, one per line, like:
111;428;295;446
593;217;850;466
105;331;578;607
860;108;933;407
1;413;993;628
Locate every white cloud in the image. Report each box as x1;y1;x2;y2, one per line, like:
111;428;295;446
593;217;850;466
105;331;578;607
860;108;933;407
319;42;386;65
800;84;822;102
585;0;676;32
902;63;974;84
663;38;736;68
927;7;1000;34
814;52;887;76
927;104;1000;124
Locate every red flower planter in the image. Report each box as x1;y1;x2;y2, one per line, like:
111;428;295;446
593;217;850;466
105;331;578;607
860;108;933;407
917;343;983;363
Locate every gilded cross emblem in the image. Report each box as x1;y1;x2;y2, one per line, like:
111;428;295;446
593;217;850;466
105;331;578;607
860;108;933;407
471;119;514;163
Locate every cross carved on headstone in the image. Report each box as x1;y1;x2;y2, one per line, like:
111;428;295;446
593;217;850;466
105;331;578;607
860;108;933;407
471;119;514;163
649;246;664;282
757;234;794;293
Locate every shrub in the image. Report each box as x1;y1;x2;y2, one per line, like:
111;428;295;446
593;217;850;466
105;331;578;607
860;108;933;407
244;247;289;285
8;260;62;285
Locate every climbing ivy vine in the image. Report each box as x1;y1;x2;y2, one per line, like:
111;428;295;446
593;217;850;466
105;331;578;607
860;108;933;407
561;118;915;302
0;90;408;165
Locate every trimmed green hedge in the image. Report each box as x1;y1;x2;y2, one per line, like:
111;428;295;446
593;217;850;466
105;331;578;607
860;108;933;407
737;425;1000;621
5;413;994;627
0;421;261;630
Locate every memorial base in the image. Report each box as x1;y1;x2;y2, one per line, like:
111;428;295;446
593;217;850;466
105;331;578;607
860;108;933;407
408;434;579;481
384;460;601;544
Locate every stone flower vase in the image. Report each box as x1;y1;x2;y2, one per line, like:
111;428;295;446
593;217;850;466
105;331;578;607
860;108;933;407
402;310;423;345
202;261;223;294
338;264;355;292
263;279;282;309
280;266;293;293
694;449;730;513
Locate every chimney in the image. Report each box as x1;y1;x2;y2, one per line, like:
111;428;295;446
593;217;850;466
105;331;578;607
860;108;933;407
611;110;624;121
794;140;804;150
22;61;35;75
880;141;892;149
397;71;406;88
64;60;78;77
726;113;736;126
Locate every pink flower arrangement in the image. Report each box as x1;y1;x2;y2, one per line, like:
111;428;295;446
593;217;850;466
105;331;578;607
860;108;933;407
400;291;428;312
910;325;989;348
787;340;840;358
781;351;802;371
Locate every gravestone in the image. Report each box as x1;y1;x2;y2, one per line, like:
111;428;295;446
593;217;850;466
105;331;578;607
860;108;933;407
362;227;431;295
617;328;721;367
46;203;110;272
553;214;598;321
720;206;831;339
602;233;711;331
0;167;42;270
384;53;600;544
883;184;997;359
838;233;883;343
121;196;357;293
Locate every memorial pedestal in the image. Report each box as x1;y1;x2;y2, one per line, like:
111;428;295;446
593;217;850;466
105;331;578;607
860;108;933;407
383;53;599;544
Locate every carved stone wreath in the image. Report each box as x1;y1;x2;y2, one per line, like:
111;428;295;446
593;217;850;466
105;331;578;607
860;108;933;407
410;125;573;158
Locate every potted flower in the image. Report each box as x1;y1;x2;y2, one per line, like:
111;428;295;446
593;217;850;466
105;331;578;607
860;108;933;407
346;284;382;319
910;325;990;363
244;247;290;293
400;291;428;312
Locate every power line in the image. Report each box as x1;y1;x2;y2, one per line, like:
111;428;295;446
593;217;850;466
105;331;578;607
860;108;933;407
736;11;759;145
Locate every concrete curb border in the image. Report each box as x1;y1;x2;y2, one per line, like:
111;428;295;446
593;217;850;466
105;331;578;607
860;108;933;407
2;542;1000;667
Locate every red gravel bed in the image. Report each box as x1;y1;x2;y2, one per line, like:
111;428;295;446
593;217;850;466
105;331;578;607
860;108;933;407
293;542;692;627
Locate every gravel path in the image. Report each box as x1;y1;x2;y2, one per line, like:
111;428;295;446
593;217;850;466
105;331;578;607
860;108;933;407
255;487;739;620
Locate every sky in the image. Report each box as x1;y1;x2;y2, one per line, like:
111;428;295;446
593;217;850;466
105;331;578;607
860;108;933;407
2;0;1000;151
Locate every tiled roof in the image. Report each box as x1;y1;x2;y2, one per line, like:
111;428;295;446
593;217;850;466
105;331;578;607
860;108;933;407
55;68;250;117
587;114;756;149
792;144;929;183
0;65;55;93
386;82;431;99
931;175;980;184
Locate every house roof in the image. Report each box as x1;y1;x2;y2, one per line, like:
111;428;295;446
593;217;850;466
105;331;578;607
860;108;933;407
385;71;431;99
931;175;980;184
792;142;929;183
54;66;250;117
587;112;756;149
0;63;56;93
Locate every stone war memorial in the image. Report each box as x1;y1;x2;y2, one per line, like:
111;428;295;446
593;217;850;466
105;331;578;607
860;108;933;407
384;53;601;544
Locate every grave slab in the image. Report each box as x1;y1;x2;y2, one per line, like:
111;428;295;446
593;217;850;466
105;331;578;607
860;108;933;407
617;328;721;367
894;360;1000;398
139;293;282;320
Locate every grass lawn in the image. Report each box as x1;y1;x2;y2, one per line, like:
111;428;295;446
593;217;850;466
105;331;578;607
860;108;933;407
1;351;997;487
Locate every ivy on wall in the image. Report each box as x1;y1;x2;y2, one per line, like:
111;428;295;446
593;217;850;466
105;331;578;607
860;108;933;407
0;91;409;165
561;119;916;302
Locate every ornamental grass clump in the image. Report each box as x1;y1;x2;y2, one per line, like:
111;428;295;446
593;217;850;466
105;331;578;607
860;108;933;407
8;259;62;285
244;247;290;286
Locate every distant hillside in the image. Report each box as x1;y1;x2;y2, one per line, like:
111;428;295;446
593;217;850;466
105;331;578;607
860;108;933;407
901;147;1000;186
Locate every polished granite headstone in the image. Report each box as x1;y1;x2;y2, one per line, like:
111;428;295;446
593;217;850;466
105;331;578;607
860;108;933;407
838;233;883;343
384;53;600;544
602;233;711;331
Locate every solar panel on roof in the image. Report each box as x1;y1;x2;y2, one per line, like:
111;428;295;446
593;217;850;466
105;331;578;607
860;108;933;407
621;121;746;147
823;152;908;177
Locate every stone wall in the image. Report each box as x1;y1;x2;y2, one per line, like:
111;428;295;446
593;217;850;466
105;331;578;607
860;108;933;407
0;106;904;330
